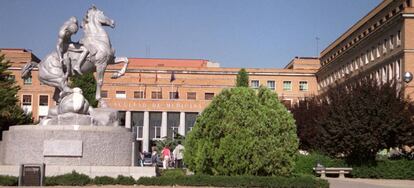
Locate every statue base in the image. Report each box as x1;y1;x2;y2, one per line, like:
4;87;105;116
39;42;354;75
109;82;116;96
0;125;133;166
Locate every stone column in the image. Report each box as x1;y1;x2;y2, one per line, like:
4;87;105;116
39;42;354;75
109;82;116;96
143;111;150;153
125;111;131;129
161;111;168;138
179;112;185;136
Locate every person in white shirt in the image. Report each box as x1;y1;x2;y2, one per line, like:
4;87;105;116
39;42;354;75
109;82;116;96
173;141;185;168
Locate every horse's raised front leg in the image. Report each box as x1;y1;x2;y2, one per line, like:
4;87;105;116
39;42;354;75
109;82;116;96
96;64;108;108
110;57;129;79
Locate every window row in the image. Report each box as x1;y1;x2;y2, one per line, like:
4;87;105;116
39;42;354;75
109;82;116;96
21;95;48;106
320;31;401;88
102;90;215;100
250;80;308;91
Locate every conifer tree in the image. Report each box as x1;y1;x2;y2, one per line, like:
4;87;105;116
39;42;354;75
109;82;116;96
0;55;32;139
236;68;249;87
185;86;298;176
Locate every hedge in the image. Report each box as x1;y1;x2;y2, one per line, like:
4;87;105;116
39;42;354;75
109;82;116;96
352;159;414;179
295;152;414;179
136;175;329;188
45;171;92;186
294;153;347;176
0;175;18;186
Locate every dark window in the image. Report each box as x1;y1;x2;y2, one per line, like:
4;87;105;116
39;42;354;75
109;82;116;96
185;112;198;133
22;95;32;105
24;76;32;85
167;112;180;138
118;111;126;126
169;92;179;99
132;111;144;138
151;91;162;99
134;91;144;99
149;112;162;139
101;90;108;98
187;92;196;100
39;95;48;106
204;93;214;100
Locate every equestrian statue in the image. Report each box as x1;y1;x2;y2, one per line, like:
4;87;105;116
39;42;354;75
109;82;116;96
21;5;129;126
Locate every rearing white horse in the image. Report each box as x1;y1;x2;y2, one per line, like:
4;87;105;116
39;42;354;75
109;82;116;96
22;5;128;107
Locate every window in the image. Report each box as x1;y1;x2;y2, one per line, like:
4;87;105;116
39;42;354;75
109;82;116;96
251;80;259;89
167;112;180;139
376;44;380;58
283;81;292;91
22;95;32;105
187;92;196;100
7;75;15;81
149;112;162;139
132;112;144;139
151;91;162;99
23;76;32;85
116;91;126;99
267;80;275;90
169;92;179;99
118;111;126;126
397;31;401;46
101;90;108;98
390;35;394;49
185;112;198;133
39;95;48;106
134;91;144;99
205;93;214;100
299;81;308;91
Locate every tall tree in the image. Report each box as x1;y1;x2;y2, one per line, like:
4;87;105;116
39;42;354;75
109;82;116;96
0;55;33;139
69;72;98;107
185;86;298;176
236;68;249;87
292;77;414;165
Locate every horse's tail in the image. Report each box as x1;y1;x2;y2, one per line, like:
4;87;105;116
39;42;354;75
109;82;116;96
21;61;38;79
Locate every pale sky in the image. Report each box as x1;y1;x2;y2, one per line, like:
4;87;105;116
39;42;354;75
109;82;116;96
0;0;381;68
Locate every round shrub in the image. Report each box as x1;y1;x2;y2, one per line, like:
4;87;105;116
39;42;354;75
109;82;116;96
184;87;298;176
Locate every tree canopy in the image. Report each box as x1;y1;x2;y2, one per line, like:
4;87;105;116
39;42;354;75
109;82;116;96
69;72;98;107
184;87;298;176
236;68;249;87
0;55;32;139
292;77;414;164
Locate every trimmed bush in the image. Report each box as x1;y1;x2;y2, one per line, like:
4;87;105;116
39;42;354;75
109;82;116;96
159;169;186;178
115;175;136;185
352;159;414;179
0;175;18;186
45;171;91;186
93;176;116;185
294;153;347;175
185;87;298;176
137;175;328;188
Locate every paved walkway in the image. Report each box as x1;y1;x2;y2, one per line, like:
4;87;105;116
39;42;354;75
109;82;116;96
327;178;414;188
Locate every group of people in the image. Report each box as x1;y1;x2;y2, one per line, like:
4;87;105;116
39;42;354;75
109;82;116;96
139;141;185;169
160;141;185;169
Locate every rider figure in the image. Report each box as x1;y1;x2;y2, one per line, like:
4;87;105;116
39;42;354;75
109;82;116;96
56;16;89;76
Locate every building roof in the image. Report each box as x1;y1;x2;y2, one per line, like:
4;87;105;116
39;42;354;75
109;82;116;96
320;0;392;57
127;58;210;68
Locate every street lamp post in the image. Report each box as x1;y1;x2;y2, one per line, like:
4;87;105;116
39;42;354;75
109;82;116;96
403;72;413;83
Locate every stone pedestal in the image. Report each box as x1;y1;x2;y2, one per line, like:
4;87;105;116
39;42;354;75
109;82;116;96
0;125;133;166
90;108;119;126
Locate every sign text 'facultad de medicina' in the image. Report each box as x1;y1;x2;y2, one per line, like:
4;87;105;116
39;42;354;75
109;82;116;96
107;100;208;111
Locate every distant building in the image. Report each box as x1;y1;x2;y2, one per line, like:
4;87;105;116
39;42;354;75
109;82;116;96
1;48;318;152
317;0;413;97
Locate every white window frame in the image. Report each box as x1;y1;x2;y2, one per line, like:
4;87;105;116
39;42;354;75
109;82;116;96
283;81;292;91
251;80;260;89
267;80;275;90
299;81;308;91
116;91;127;99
